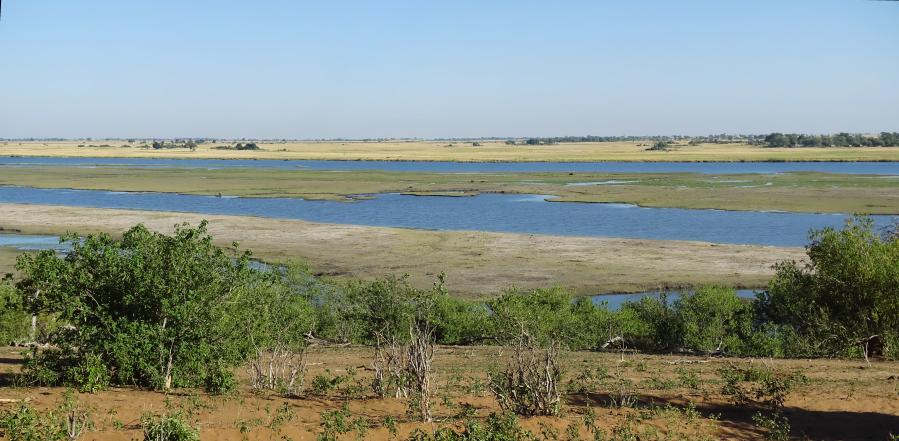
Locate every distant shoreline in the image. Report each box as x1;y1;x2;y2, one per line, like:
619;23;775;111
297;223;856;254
2;140;898;163
3;154;899;163
0;203;799;298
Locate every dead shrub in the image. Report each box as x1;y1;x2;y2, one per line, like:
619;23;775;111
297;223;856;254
370;320;438;423
371;332;411;398
246;344;308;396
487;328;563;416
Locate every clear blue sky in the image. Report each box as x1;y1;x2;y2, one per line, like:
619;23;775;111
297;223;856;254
1;0;896;139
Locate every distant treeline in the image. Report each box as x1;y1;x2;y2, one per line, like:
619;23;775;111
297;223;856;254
152;140;199;150
212;142;261;151
762;132;899;148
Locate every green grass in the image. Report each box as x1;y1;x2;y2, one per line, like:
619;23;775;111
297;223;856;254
1;166;898;213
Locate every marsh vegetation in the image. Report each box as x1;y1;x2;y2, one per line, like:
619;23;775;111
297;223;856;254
1;166;897;214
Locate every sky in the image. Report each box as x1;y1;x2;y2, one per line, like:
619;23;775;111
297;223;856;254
0;0;897;139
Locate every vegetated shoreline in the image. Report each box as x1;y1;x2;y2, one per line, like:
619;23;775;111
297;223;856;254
4;165;899;214
0;203;800;298
3;153;899;163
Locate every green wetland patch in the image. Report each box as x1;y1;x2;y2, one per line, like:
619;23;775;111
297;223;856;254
1;167;898;213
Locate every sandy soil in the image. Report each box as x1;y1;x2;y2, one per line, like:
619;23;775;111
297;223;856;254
2;346;897;440
0;204;804;298
2;140;898;162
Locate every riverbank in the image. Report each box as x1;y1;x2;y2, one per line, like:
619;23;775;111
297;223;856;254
2;166;898;214
3;140;899;162
0;203;804;298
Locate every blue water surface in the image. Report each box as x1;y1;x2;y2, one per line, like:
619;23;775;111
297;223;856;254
1;156;897;174
0;186;889;248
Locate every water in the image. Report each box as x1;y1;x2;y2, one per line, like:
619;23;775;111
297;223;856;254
590;290;757;310
0;233;69;252
0;186;889;247
0;156;896;174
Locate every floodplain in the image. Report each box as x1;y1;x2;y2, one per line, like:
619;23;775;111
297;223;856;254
1;166;897;214
0;203;803;297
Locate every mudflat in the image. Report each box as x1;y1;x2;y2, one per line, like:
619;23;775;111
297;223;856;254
0;203;804;298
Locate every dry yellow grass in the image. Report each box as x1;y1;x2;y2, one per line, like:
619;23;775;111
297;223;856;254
3;140;899;162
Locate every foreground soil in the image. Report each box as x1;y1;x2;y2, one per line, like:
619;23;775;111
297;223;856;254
3;140;898;163
1;346;897;441
0;204;804;298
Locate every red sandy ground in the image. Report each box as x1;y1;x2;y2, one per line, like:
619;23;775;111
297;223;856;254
2;346;898;440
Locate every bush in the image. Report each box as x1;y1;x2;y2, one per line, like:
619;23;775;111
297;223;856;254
15;221;265;389
677;285;747;353
0;276;29;345
486;286;577;347
314;275;415;345
408;412;535;441
432;295;492;345
0;390;94;441
757;214;899;359
203;364;239;396
141;411;200;441
617;286;750;354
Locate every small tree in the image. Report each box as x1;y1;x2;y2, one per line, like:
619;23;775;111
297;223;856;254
16;221;262;389
758;215;899;359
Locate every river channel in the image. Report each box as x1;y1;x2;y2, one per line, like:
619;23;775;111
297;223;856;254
1;157;897;174
0;186;890;247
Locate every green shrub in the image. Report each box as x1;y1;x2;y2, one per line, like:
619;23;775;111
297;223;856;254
0;402;42;441
676;285;747;353
407;412;536;441
314;403;368;441
758;214;899;359
753;410;790;441
71;353;110;394
15;221;264;389
0;276;29;345
487;285;578;347
0;390;94;441
203;365;239;396
141;411;200;441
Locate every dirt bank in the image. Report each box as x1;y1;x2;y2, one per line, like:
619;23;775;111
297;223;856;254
1;346;898;440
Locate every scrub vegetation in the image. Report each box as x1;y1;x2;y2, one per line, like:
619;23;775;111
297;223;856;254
0;215;897;440
1;166;898;214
